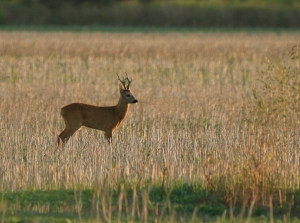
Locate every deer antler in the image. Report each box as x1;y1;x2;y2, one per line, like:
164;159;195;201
116;73;126;89
125;72;132;89
117;72;132;90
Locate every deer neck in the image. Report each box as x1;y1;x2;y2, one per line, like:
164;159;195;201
115;98;129;119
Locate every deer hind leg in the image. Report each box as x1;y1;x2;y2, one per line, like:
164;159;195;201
58;130;66;147
104;131;113;144
58;117;82;147
58;127;81;146
58;128;71;146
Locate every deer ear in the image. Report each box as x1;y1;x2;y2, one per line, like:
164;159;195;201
119;83;124;91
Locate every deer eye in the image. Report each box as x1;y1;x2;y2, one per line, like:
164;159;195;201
126;95;130;97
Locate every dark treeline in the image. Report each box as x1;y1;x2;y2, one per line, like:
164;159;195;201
0;0;300;27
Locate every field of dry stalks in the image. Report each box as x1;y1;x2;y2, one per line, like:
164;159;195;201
0;30;300;209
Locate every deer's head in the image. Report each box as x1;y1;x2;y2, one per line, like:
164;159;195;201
117;73;138;104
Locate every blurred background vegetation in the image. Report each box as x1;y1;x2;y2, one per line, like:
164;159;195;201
0;0;299;27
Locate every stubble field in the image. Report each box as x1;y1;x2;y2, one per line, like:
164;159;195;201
0;30;300;222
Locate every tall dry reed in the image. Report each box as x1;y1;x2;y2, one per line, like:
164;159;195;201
0;31;299;205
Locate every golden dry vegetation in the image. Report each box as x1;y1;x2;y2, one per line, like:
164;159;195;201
0;31;300;207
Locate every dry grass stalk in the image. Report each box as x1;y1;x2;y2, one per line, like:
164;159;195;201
0;31;299;210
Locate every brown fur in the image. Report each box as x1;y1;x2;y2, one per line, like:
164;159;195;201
58;83;138;146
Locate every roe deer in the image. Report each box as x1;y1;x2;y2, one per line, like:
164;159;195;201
57;74;138;146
